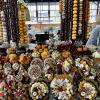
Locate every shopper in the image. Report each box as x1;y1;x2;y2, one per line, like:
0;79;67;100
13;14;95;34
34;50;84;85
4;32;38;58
86;15;100;50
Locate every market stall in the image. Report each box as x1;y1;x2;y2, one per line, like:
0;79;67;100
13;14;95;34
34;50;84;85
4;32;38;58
0;0;100;100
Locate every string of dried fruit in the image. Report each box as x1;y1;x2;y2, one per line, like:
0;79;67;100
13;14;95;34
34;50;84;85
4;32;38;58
2;0;11;43
1;11;7;42
77;0;83;40
0;0;2;11
70;0;73;41
9;0;19;44
60;0;65;40
59;0;63;15
2;0;19;45
65;0;70;40
0;12;3;43
72;0;78;40
82;0;87;44
86;0;90;39
61;0;90;44
0;0;3;43
64;0;67;40
62;0;65;16
67;0;71;40
19;4;28;45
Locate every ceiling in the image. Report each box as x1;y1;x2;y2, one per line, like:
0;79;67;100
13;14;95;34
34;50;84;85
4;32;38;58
24;0;99;3
24;0;59;2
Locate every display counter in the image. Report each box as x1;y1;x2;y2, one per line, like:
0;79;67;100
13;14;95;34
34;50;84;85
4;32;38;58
0;43;100;100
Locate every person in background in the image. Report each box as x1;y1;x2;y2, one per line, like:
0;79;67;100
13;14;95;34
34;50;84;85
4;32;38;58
86;15;100;51
27;24;36;43
28;33;33;43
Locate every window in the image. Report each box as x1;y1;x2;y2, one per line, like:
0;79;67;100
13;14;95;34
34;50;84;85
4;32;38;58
27;2;61;24
90;2;100;23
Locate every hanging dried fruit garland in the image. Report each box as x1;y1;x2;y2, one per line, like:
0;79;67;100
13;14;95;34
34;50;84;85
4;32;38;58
72;0;78;40
2;0;19;45
59;0;63;15
86;0;90;39
59;0;66;41
81;0;90;44
64;0;73;41
60;0;90;44
1;11;8;43
64;0;69;40
77;0;83;40
0;13;3;43
0;1;3;43
18;4;28;45
0;0;8;43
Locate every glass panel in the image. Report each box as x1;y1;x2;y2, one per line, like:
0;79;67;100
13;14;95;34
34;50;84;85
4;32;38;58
31;5;36;10
38;11;48;17
43;18;49;21
31;11;36;17
50;17;55;22
50;11;60;17
55;11;60;16
50;5;56;10
90;2;97;10
42;5;48;10
55;17;61;22
55;4;59;10
26;2;61;24
37;5;42;10
50;11;55;17
38;18;44;22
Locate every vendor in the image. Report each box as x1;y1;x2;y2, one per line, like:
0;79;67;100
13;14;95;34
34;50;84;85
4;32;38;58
86;15;100;51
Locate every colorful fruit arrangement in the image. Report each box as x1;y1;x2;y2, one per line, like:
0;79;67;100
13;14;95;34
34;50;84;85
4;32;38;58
0;43;99;99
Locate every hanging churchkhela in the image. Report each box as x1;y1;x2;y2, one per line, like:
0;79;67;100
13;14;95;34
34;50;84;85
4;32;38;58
72;0;78;40
2;0;19;45
0;0;8;43
60;0;90;44
85;0;90;39
0;11;8;43
18;3;28;45
59;0;65;40
0;0;7;43
0;9;3;43
59;0;63;15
